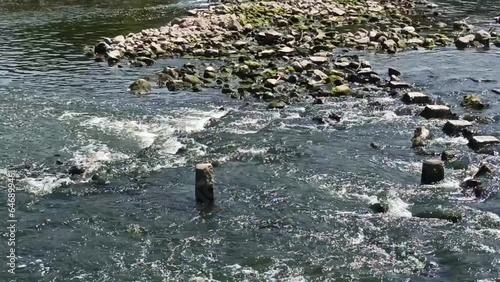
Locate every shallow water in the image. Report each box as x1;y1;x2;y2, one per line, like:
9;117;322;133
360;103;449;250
1;0;500;281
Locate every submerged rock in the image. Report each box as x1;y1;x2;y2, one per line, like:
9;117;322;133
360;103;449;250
419;105;453;119
129;79;151;94
267;101;286;109
412;126;432;148
414;210;462;223
461;94;487;109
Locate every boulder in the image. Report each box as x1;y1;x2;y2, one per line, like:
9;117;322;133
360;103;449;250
474;30;491;45
95;42;110;55
331;84;351;96
112;35;125;44
267;101;286;109
129;79;151;94
461;94;487;109
419;105;453;119
412;126;432;147
455;34;474;49
468;136;500;150
442;120;473;136
474;162;492;178
388;67;401;77
183;74;202;85
402;92;430;104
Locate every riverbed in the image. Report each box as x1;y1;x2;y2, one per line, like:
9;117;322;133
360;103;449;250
1;0;500;281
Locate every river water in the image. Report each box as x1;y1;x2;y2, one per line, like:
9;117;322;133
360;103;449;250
1;0;500;281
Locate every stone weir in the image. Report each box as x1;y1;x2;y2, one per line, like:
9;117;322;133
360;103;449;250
84;0;500;206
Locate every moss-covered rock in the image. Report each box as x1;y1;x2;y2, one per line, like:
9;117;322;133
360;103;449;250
461;94;487;109
331;84;351;96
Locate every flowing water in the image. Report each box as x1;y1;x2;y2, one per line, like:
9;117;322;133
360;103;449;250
1;0;500;281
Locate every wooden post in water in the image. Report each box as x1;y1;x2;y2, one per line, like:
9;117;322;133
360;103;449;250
421;158;444;185
195;163;214;206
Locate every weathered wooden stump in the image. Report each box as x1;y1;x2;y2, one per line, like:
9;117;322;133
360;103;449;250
195;163;214;206
421;158;445;184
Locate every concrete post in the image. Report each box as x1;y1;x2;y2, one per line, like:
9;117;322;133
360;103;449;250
195;163;214;206
421;158;445;185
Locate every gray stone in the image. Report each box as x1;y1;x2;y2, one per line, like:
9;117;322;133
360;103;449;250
468;136;500;150
442;120;473;136
309;56;329;64
420;105;453;119
402;92;430;104
412;126;432;147
388;81;411;89
129;79;151;94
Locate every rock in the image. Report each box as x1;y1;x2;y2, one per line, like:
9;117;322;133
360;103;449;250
442;120;473;136
136;56;156;66
132;60;147;67
68;165;85;175
412;126;432;147
395;106;413;116
278;46;295;55
313;69;328;81
112;35;125;44
441;150;457;162
388;81;411;89
91;174;107;185
475;30;491;45
228;14;243;32
413;210;462;223
370;142;383;150
492;89;500;95
94;42;109;55
258;49;276;58
370;203;387;213
129;79;151;94
468;136;500;150
328;112;341;122
402;92;430;104
419;105;453;119
382;39;397;52
312;116;326;124
267;101;286;109
461;94;487;109
313;98;324;105
259;30;283;44
331;7;346;16
421;158;445;185
183;74;202;85
309;56;329;64
244;61;261;69
126;223;146;234
234;40;248;48
388;67;401;77
331;84;351;96
474;162;492;178
264;78;280;88
455;35;474;49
